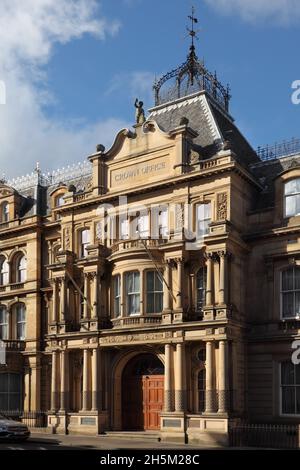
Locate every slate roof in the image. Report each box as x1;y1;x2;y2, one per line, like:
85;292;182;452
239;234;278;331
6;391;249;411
149;90;259;166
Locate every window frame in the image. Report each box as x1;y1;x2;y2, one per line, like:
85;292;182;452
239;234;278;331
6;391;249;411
112;275;121;318
0;257;9;285
80;228;90;258
125;271;140;316
14;303;26;341
0;305;9;340
196;202;212;239
280;267;300;320
15;254;27;283
196;266;207;312
145;270;163;314
284;179;300;218
279;361;300;417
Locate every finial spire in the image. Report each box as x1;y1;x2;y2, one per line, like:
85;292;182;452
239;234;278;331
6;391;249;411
187;6;199;51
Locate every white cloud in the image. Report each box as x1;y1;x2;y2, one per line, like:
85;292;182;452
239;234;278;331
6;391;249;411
106;71;155;102
0;0;125;178
204;0;300;25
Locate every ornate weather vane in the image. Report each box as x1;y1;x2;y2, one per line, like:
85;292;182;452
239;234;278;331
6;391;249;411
187;6;200;51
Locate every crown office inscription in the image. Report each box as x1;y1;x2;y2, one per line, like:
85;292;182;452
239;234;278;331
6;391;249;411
113;161;167;183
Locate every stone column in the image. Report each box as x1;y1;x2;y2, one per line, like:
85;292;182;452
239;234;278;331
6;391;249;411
60;278;67;322
83;274;90;319
219;252;227;305
91;273;98;319
52;280;58;323
82;349;90;411
176;258;183;310
218;340;228;413
51;350;59;412
91;348;99;411
205;255;213;306
164;344;173;412
205;341;215;413
60;350;69;412
163;261;171;312
175;343;185;412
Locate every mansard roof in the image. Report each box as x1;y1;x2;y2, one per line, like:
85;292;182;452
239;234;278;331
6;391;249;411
148;90;259;167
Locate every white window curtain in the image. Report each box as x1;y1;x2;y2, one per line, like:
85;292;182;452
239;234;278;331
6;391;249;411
81;229;90;257
197;203;212;238
0;306;8;340
137;214;150;239
15;304;26;340
17;255;27;283
2;202;9;222
285;179;300;217
125;271;140;315
120;219;129;240
159;208;168;238
0;258;9;285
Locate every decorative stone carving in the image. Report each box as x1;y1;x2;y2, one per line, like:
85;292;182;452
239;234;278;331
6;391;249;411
65;227;71;250
217;192;228;221
175;203;184;230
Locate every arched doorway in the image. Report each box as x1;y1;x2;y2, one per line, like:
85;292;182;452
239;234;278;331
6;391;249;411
122;354;164;431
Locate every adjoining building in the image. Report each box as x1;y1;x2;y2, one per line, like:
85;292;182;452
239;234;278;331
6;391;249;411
1;21;300;446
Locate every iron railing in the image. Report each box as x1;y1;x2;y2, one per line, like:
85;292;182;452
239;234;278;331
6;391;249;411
257;137;300;161
0;410;47;428
229;423;299;449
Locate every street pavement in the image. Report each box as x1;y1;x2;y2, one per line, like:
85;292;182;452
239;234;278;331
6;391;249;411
0;433;212;450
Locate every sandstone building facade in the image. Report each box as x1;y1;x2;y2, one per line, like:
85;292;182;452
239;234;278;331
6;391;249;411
0;41;300;445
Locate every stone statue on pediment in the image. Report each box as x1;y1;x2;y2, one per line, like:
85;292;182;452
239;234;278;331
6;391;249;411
134;98;146;124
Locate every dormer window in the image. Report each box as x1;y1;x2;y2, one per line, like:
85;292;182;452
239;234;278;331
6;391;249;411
1;202;9;222
284;179;300;217
55;195;65;207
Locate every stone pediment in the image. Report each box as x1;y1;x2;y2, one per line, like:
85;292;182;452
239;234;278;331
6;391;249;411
0;184;15;199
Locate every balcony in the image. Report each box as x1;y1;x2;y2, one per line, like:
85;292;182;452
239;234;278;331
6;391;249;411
111;238;167;254
1;340;26;351
111;314;162;329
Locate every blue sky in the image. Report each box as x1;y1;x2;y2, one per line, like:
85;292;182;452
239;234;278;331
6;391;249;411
0;0;299;177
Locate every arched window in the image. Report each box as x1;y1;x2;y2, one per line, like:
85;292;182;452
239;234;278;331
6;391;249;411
1;202;9;222
0;305;8;340
281;267;300;319
285;179;300;217
196;267;207;311
16;254;27;283
80;229;90;258
14;303;26;340
0;257;9;285
198;369;206;412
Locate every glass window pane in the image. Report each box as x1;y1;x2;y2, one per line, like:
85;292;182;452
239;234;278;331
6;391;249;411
281;362;295;385
147;293;154;314
282;386;295;414
285;180;300;196
282;293;294;318
282;269;294;291
286;195;296;217
147;271;154;291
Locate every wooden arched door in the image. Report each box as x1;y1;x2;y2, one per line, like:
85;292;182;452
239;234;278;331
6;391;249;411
122;354;164;431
